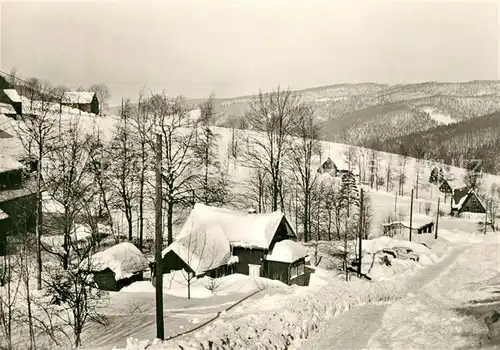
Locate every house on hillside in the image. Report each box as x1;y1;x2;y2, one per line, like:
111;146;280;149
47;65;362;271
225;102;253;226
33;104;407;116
62;91;99;115
0;156;36;255
382;214;435;237
451;187;486;217
0;89;22;118
317;157;357;179
161;203;310;286
79;242;149;291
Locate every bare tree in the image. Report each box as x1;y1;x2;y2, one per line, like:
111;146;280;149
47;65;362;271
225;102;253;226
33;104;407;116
109;106;140;242
244;87;300;211
368;149;380;190
131;94;155;250
148;94;197;245
89;84;111;115
44;119;92;269
0;252;22;350
289;104;320;242
43;237;108;348
385;155;394;193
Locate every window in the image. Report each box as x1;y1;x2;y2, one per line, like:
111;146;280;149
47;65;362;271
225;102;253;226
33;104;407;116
290;261;305;279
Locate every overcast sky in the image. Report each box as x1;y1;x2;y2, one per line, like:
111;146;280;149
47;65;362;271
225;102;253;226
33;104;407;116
1;1;498;106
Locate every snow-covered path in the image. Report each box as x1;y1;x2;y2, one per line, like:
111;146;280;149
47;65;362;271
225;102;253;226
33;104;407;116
300;245;468;349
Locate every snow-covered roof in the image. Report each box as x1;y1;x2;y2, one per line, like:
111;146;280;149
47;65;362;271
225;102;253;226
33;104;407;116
384;214;434;229
451;187;486;211
400;214;434;228
0;103;17;115
0;155;25;173
162;203;296;275
163;223;232;275
265;239;307;263
176;203;294;249
3;89;21;103
0;208;9;220
62;91;96;104
80;242;149;280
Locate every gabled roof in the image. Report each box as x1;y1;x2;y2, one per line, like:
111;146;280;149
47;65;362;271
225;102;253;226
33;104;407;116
318;157;336;172
3;89;21;103
452;187;486;211
62;91;96;104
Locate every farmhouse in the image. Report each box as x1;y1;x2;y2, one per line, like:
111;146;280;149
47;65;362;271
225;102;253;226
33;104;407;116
382;214;435;237
80;242;149;291
451;187;486;217
0;89;22;117
0;156;36;255
161;203;310;286
62;91;99;115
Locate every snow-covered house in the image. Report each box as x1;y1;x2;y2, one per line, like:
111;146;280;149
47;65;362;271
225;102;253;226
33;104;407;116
161;203;310;286
451;187;486;217
382;214;435;237
0;89;22;117
0;156;36;255
62;91;99;115
79;242;149;291
317;157;357;179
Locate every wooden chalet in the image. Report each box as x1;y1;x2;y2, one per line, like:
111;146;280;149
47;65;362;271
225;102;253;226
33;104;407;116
79;242;149;291
62;91;99;115
451;187;486;217
161;203;310;286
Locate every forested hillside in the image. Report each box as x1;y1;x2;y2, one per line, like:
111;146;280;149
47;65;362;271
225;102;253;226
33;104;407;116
368;111;500;174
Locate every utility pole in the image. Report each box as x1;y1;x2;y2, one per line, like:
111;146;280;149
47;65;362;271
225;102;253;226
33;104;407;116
358;188;364;278
434;197;440;239
155;133;164;340
409;189;414;242
484;212;488;235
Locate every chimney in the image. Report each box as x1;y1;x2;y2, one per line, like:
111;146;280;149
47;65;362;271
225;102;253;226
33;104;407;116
247;208;257;214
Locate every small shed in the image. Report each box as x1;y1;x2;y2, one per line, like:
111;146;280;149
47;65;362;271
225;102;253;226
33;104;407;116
80;242;149;291
62;91;99;115
264;239;309;286
383;214;435;237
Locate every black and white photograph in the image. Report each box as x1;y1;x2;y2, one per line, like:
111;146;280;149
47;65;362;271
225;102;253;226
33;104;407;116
0;1;499;349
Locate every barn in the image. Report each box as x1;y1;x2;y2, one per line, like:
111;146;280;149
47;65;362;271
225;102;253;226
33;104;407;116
62;91;99;115
451;187;486;217
80;242;149;291
317;157;338;176
161;203;310;286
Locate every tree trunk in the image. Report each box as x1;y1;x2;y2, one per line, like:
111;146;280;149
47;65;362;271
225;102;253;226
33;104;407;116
36;150;43;290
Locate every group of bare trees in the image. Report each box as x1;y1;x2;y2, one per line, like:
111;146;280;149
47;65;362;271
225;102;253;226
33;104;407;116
241;87;373;280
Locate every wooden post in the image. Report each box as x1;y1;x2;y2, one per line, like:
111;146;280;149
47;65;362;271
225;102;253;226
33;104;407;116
435;197;440;239
409;189;414;242
358;188;364;278
155;134;164;340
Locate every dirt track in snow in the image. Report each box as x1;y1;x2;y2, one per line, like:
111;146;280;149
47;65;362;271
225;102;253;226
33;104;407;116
300;245;468;350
